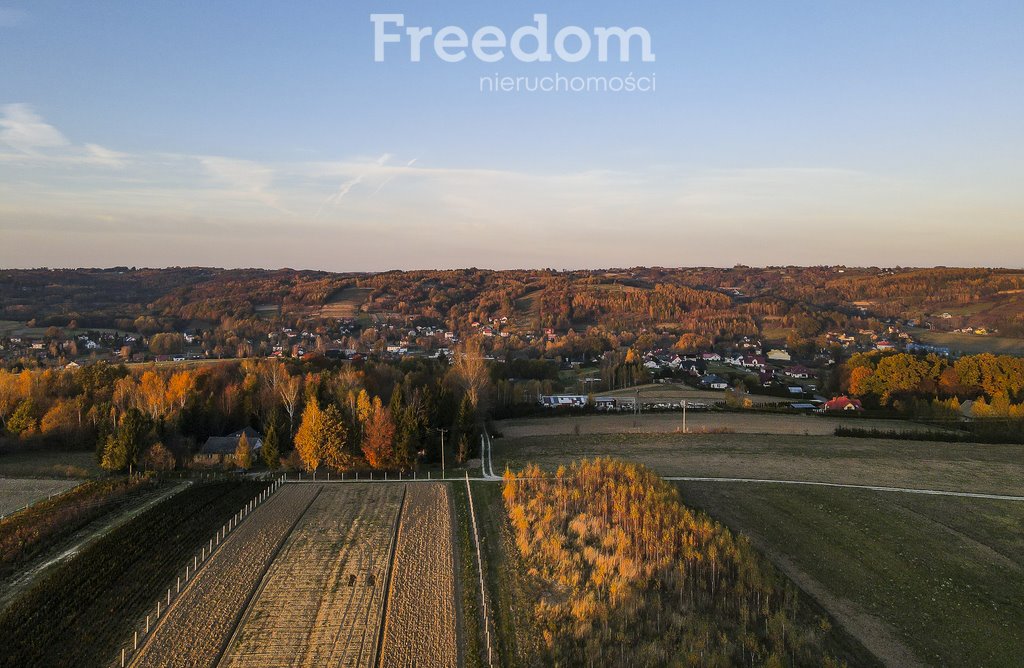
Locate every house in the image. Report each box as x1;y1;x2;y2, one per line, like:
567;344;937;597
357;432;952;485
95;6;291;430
741;355;767;370
875;340;896;352
787;365;812;379
767;349;791;362
701;352;722;362
823;396;864;412
699;374;729;390
195;427;264;466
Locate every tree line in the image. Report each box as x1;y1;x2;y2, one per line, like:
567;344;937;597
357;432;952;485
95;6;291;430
0;341;493;474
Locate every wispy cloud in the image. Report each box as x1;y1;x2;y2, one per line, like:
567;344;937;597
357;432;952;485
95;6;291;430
2;102;1022;270
0;103;68;153
200;156;290;214
314;152;391;217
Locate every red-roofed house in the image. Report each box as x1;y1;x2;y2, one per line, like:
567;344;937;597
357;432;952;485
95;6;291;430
823;396;863;411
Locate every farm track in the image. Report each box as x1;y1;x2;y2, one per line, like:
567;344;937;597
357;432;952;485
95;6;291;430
379;483;460;668
219;483;406;668
130;484;321;668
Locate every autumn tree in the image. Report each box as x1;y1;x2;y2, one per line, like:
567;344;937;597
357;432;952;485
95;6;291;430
143;442;176;471
139;370;169;421
148;332;185;355
362;398;395;469
234;432;253;470
0;370;20;430
294;402;350;474
165;370;196;412
40;398;82;446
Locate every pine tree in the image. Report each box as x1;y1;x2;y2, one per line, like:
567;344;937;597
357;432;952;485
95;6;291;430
262;421;280;469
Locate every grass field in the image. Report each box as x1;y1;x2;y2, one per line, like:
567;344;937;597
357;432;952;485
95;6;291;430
677;482;1024;667
495;411;947;438
0;478;80;516
909;328;1024;356
0;449;99;478
317;286;372;318
490;431;1024;495
468;481;543;668
598;382;783;404
0;320;137;338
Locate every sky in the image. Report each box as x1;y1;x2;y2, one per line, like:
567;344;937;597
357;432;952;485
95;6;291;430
0;1;1022;270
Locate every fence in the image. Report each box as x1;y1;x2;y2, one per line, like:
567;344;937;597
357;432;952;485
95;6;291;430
0;486;74;521
114;476;285;667
464;473;496;667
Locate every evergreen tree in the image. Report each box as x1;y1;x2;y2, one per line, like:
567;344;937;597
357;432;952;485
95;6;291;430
262;421;280;469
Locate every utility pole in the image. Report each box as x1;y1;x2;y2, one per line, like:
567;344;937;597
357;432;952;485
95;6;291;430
680;399;687;433
436;428;448;479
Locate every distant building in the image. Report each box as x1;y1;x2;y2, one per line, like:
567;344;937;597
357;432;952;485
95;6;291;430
538;395;587;408
699;374;729;390
787;365;812;379
823;396;863;412
195;427;263;466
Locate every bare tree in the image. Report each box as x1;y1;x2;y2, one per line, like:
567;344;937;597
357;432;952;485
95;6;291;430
450;338;491;411
279;374;302;436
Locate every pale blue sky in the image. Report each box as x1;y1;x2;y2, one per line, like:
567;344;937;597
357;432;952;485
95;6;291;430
0;1;1022;269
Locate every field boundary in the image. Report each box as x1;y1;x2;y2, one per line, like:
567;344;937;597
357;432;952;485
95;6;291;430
374;484;408;668
667;477;1024;501
465;474;496;667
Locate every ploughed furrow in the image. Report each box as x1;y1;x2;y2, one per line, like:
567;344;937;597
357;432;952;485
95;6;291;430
219;483;406;668
379;483;460;668
131;483;321;668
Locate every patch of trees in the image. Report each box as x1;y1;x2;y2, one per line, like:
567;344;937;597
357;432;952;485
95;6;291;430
503;459;850;666
839;351;1024;410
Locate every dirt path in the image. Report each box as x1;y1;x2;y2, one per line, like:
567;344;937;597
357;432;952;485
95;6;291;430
762;544;925;668
0;480;189;613
664;476;1024;501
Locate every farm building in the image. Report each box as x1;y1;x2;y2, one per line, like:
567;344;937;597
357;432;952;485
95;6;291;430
195;427;263;466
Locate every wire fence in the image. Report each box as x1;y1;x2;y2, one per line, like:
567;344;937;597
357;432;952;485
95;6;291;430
464;473;496;667
0;481;82;521
114;475;286;668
